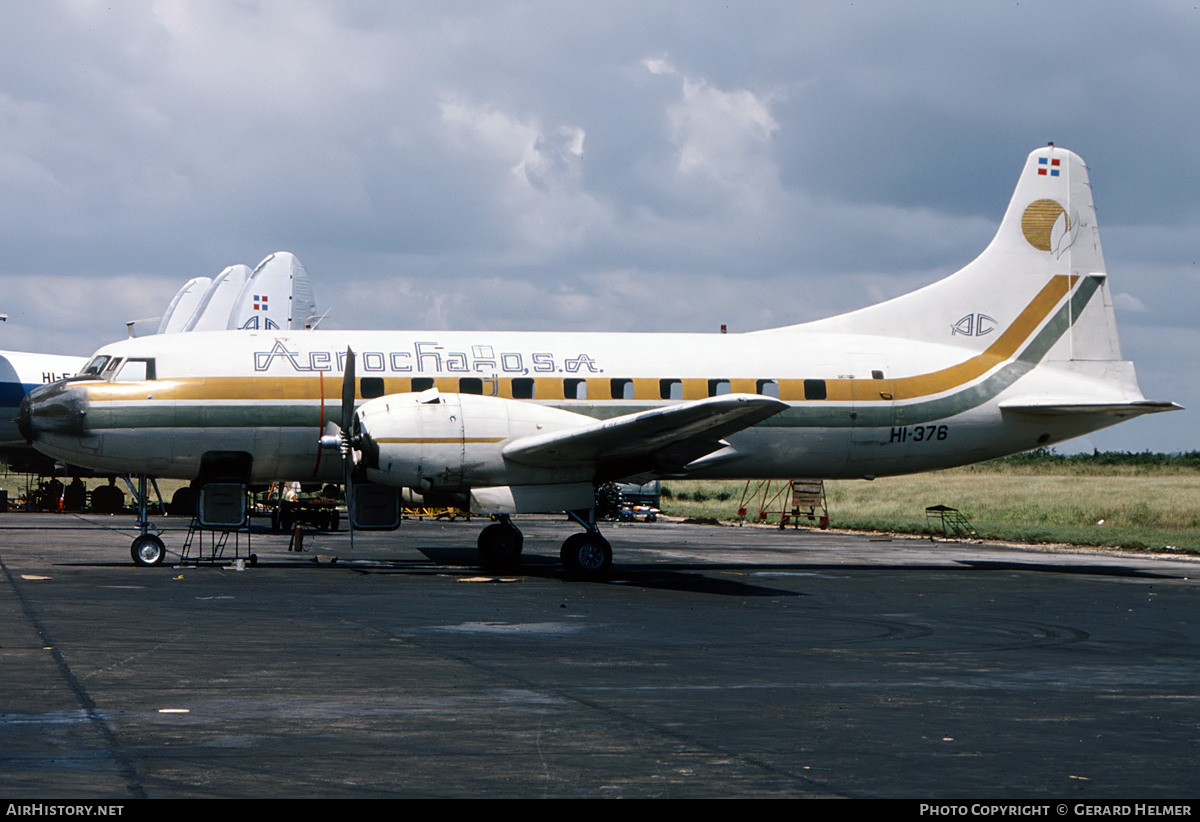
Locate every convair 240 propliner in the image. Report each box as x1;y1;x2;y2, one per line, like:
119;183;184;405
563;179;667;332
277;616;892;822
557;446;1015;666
20;146;1178;576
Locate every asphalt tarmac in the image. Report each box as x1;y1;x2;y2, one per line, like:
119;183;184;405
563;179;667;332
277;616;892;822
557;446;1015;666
1;511;1197;799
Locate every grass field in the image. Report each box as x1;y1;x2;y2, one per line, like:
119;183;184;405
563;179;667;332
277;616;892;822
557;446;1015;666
662;456;1200;554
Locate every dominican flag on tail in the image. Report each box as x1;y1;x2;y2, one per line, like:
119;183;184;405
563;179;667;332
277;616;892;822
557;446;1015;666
1037;157;1061;176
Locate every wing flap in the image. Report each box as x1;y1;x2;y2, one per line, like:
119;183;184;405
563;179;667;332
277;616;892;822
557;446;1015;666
503;394;788;475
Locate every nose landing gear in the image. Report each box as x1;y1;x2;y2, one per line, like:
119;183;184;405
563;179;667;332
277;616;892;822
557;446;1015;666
130;532;166;566
126;474;168;566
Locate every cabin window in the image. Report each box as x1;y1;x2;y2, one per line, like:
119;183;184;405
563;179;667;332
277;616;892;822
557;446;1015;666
459;378;483;395
803;379;827;400
512;378;535;399
659;379;683;400
872;370;885;380
360;377;385;399
411;377;434;392
756;379;780;398
708;379;731;397
114;358;156;381
610;379;633;400
564;378;587;400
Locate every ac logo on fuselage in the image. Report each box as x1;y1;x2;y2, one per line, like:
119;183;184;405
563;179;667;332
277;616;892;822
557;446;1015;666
951;313;996;337
238;316;282;331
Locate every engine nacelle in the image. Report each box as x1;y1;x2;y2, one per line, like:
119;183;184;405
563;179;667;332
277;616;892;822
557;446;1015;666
355;391;594;491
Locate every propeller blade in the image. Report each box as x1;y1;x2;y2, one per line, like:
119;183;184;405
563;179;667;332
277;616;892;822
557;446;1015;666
341;347;356;436
342;347;356;550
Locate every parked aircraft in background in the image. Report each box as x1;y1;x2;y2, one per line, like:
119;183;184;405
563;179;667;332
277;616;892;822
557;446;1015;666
0;350;86;472
2;252;320;473
19;147;1178;577
127;251;320;336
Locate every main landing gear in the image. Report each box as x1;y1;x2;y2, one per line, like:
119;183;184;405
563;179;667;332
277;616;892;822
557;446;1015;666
476;510;612;580
560;509;612;578
477;514;524;571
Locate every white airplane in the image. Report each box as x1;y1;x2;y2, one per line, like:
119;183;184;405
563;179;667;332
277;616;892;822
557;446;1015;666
19;146;1178;576
0;350;86;471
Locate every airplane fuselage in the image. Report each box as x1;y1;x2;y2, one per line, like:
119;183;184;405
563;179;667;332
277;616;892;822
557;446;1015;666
22;298;1142;487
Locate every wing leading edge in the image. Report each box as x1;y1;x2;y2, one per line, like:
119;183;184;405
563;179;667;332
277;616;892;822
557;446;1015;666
503;393;789;479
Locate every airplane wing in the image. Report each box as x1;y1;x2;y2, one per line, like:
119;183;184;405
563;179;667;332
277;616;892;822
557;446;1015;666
999;399;1182;418
502;393;788;478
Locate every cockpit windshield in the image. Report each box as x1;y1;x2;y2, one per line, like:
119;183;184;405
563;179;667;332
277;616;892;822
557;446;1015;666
79;355;111;377
74;355;156;381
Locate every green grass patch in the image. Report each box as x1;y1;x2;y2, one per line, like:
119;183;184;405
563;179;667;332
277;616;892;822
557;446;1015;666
662;455;1200;554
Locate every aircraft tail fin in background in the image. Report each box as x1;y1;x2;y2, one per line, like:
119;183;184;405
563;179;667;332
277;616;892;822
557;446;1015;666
802;145;1124;365
228;252;319;331
183;265;253;332
131;252;321;337
156;276;213;335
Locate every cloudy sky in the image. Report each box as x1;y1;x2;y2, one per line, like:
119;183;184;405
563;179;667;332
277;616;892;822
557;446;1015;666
0;1;1195;453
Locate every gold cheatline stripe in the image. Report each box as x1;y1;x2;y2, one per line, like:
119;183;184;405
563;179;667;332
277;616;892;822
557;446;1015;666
890;274;1075;399
79;275;1075;407
820;274;1075;402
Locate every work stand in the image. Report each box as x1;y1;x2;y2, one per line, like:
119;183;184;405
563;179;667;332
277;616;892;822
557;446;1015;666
178;517;256;566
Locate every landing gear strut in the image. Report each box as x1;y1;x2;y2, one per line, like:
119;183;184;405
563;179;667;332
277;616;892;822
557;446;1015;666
561;509;612;579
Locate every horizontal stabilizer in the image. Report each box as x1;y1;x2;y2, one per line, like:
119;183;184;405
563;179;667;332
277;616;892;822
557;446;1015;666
999;399;1182;418
503;394;788;476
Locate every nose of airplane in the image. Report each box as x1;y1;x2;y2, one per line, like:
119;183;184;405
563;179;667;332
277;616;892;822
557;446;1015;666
18;381;89;443
16;392;31;443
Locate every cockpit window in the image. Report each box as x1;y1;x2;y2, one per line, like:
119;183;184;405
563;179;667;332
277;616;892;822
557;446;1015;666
79;355;111;377
114;358;156;381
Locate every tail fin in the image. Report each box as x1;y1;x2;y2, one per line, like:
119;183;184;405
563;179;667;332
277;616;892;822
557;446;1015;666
803;144;1122;363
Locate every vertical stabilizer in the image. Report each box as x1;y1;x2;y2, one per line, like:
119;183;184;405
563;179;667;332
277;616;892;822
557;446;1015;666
183;265;253;332
801;145;1123;363
156;277;212;334
228;252;319;331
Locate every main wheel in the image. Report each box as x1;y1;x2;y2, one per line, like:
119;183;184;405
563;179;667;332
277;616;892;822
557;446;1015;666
478;522;524;571
130;534;166;567
560;532;612;579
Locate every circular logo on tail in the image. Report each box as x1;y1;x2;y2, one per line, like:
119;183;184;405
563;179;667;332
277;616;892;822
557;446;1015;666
1021;199;1070;252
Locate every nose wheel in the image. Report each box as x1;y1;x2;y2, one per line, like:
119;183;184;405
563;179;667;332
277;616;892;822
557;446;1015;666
131;533;166;566
126;474;170;566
